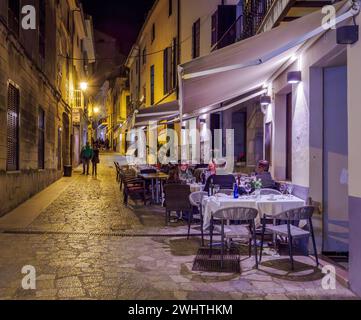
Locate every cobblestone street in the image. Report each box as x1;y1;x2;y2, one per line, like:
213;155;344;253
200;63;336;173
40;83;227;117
0;154;358;300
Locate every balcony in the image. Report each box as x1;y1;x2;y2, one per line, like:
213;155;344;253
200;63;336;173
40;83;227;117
212;0;337;51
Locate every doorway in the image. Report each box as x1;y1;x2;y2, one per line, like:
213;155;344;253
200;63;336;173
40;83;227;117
322;65;349;260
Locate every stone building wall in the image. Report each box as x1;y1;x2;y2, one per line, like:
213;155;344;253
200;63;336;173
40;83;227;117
0;1;71;216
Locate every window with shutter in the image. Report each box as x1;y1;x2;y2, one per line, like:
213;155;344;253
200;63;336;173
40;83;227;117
8;0;20;36
7;83;20;171
39;0;46;59
57;127;62;170
163;47;173;95
38;107;45;169
150;65;155;105
192;19;200;59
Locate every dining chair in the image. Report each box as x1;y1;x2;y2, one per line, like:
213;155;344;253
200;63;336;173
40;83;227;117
204;174;236;193
210;207;259;269
114;162;121;182
119;168;137;191
189;192;208;246
259;206;318;270
164;184;191;225
122;175;151;206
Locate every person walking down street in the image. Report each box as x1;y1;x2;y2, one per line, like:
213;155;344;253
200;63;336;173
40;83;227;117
81;142;93;175
92;145;100;176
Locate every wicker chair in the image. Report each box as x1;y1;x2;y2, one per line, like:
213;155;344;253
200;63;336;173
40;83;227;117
164;184;191;225
189;192;208;246
210;207;259;269
259;206;318;270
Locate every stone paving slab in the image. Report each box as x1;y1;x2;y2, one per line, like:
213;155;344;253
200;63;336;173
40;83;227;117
0;154;358;300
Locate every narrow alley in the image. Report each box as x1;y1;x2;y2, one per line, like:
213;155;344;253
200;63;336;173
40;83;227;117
0;154;357;300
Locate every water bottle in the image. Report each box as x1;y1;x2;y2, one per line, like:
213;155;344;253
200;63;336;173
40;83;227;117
210;178;214;196
233;183;239;199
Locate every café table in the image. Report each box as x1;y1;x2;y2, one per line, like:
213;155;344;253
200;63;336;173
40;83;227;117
202;194;306;230
138;172;169;204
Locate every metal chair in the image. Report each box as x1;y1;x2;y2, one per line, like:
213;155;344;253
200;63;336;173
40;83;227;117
259;206;318;270
204;174;236;193
189;192;208;246
164;184;191;225
122;176;150;206
114;162;121;182
210;207;259;269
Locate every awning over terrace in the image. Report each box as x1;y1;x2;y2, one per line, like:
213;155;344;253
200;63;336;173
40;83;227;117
178;1;357;118
134;100;180;127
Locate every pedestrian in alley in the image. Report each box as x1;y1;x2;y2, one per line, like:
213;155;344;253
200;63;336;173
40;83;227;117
80;142;93;175
92;145;100;176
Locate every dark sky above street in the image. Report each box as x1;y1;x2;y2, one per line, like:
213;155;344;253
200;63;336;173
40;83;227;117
83;0;156;55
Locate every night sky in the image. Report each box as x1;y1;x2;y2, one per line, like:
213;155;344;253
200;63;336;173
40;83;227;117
83;0;156;55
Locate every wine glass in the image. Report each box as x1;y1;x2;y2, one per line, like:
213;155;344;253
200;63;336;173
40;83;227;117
287;183;294;198
279;184;286;198
214;184;221;195
244;182;252;198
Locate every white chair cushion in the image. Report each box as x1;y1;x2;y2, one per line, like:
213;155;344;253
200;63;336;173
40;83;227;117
266;224;310;238
214;225;251;239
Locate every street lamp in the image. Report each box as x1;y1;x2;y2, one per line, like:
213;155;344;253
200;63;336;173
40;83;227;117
80;82;88;91
93;106;100;114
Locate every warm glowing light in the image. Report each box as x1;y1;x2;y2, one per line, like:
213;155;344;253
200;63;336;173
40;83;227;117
80;82;88;91
93;107;100;114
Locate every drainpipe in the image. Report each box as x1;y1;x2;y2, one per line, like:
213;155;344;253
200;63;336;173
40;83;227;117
176;0;181;99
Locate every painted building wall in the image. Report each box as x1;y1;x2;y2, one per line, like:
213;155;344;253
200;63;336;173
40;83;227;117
180;0;239;64
136;0;178;108
347;9;361;298
266;6;361;296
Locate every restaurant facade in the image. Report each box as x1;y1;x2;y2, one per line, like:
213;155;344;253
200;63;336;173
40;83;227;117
123;0;361;296
178;0;361;296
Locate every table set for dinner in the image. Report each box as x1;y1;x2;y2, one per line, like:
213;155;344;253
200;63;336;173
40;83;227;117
202;193;305;229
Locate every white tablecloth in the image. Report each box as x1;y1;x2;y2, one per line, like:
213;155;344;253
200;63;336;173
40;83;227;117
202;194;305;229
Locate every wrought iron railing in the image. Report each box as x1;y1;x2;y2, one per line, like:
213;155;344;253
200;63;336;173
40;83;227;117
212;0;278;51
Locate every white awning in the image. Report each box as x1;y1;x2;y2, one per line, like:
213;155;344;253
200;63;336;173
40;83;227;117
179;1;358;118
134;100;180;127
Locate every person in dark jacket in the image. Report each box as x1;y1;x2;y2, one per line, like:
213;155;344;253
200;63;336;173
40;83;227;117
81;143;93;175
255;160;276;189
92;145;100;176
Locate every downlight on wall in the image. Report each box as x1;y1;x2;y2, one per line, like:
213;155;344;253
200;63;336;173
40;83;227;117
287;71;302;84
260;95;271;115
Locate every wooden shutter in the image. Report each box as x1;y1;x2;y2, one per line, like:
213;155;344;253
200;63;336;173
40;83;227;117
7;83;20;171
38;108;45;169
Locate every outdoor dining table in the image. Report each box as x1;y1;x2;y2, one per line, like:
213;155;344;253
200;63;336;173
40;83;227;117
138;172;169;204
202;194;306;230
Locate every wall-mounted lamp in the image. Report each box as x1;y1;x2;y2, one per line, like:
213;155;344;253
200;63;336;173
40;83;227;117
260;95;271;115
287;71;302;84
260;95;271;106
337;25;359;45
